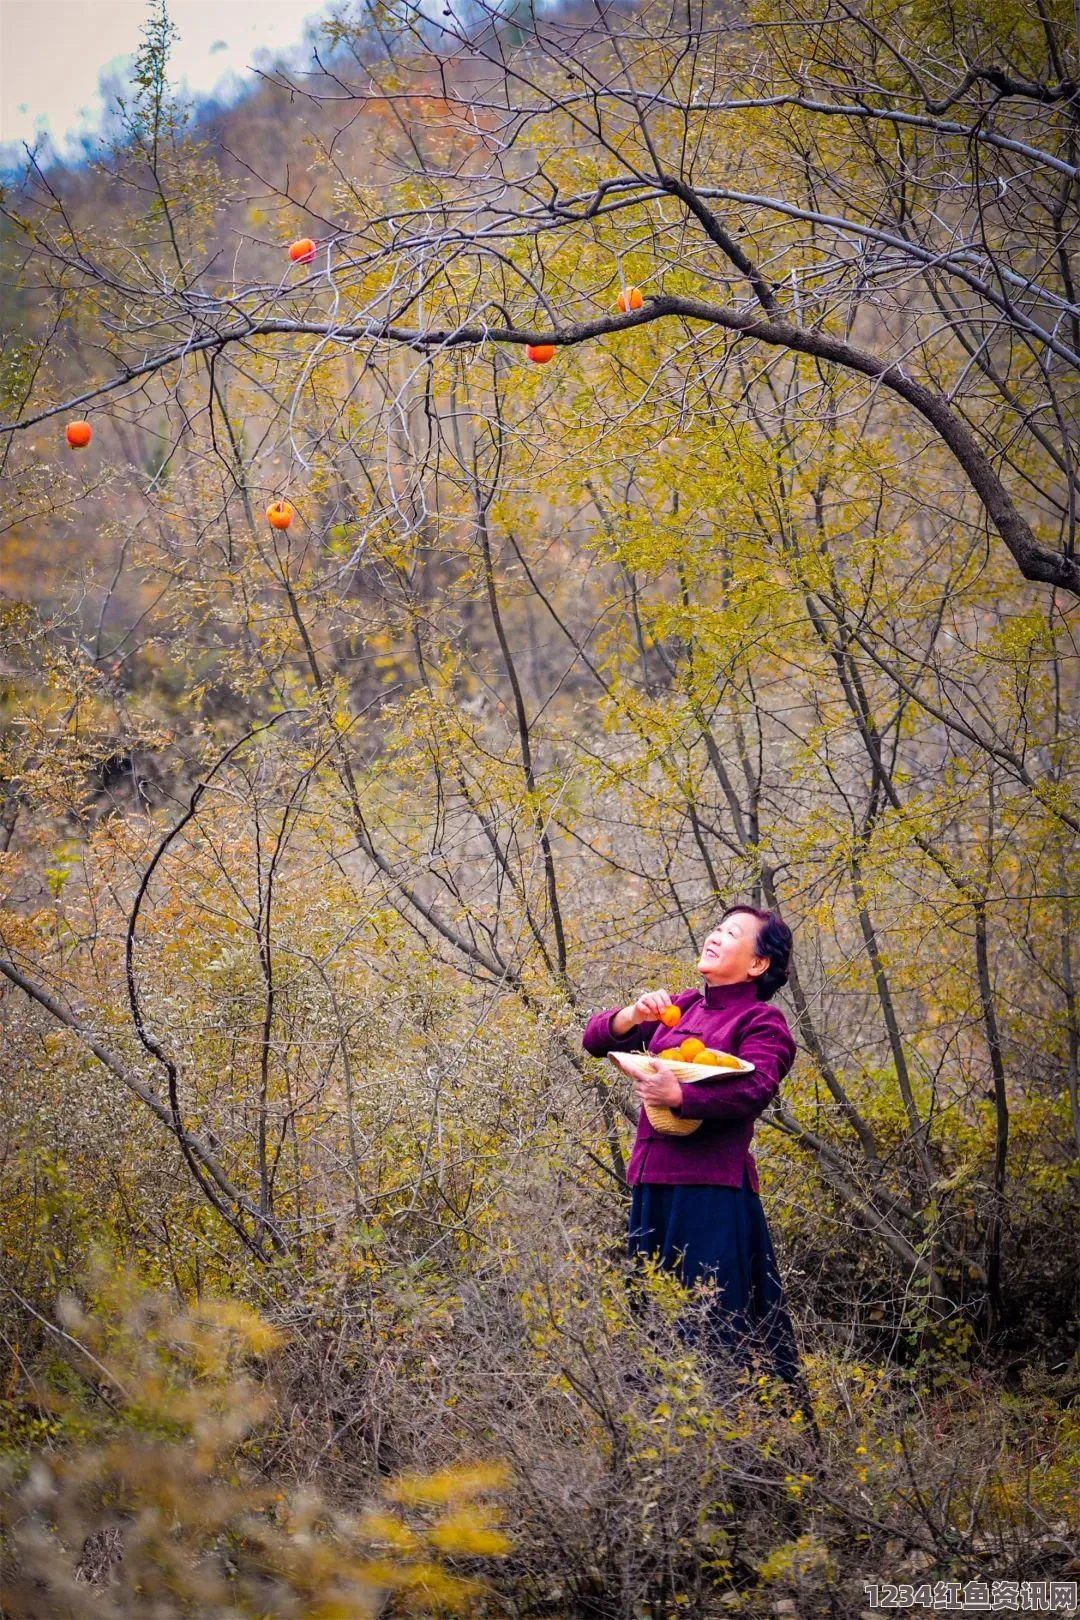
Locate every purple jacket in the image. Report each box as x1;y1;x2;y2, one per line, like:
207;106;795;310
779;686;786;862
581;980;796;1191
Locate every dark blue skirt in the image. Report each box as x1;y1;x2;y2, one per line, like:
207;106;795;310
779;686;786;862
628;1176;802;1386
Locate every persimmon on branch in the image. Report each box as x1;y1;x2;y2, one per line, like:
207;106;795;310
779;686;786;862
6;0;1079;598
4;290;1075;596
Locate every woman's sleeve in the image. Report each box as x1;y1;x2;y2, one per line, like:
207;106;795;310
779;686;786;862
581;1007;655;1056
581;990;698;1058
673;1005;796;1123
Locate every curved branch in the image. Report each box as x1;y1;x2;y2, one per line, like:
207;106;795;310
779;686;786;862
3;299;1076;595
0;956;276;1256
125;712;309;1258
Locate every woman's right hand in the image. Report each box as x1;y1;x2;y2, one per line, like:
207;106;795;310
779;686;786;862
633;989;675;1024
613;989;674;1033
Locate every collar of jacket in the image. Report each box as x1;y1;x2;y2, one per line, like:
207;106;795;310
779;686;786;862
701;979;761;1009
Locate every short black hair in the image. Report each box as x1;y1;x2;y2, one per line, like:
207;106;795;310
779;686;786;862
719;905;793;1002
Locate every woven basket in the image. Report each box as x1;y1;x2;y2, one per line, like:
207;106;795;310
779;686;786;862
608;1050;755;1137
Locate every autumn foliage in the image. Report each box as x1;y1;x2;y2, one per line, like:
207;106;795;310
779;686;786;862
1;0;1078;1611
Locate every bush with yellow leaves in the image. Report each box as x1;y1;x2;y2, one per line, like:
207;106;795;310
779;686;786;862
0;1259;509;1618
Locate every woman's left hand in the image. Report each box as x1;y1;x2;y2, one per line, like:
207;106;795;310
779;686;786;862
634;1060;683;1109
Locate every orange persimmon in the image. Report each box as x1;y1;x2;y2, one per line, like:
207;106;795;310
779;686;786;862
525;343;555;364
680;1037;705;1059
616;285;643;312
288;238;316;264
658;1005;681;1029
65;421;92;448
266;500;295;530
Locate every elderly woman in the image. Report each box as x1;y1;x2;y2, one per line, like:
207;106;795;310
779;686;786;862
582;905;803;1389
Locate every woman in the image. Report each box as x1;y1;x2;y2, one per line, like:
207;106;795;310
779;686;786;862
582;905;804;1391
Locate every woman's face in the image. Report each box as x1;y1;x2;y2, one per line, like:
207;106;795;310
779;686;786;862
697;912;768;986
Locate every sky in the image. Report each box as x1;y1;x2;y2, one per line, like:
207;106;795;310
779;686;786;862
0;0;335;166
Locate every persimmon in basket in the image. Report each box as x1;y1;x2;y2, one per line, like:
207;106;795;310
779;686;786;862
696;1047;743;1068
657;1040;742;1069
